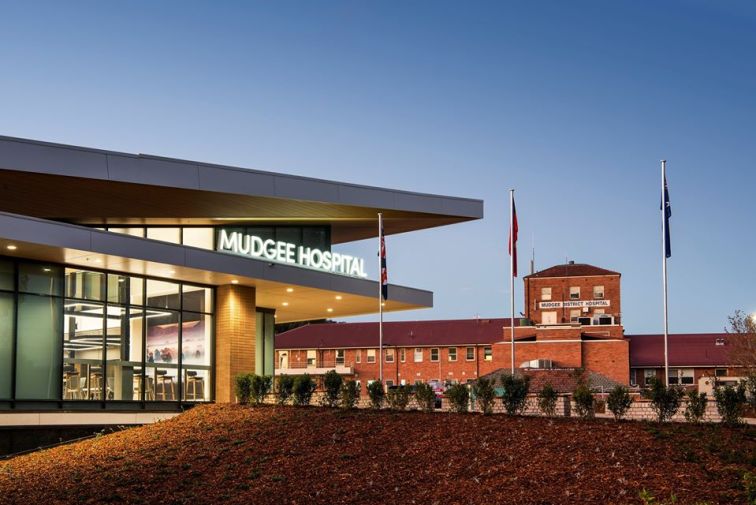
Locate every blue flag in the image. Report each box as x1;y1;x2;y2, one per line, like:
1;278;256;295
662;175;671;258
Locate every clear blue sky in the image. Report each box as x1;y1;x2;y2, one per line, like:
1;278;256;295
1;1;754;333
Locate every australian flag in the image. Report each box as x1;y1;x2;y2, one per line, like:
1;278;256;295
662;174;671;258
509;197;519;277
380;220;388;300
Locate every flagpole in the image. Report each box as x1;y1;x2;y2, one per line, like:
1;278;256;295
510;189;515;375
661;161;669;386
378;212;384;384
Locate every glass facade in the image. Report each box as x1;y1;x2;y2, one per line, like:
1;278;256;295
0;257;214;406
101;225;331;252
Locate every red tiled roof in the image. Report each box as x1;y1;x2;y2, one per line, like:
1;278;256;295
275;318;524;349
525;263;620;279
627;333;732;367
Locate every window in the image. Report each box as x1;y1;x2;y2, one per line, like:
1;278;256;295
355;350;361;364
644;369;656;385
569;309;581;322
593;308;605;315
466;347;475;361
306;350;316;367
669;368;694;385
430;348;439;362
542;311;557;325
335;349;345;365
569;286;580;300
448;347;457;362
367;349;376;363
182;227;214;250
385;348;395;363
399;348;406;362
146;227;181;244
385;380;394;388
715;368;727;377
414;348;423;362
483;347;492;361
541;287;552;301
593;285;604;299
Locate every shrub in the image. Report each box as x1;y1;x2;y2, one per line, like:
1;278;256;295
500;374;530;416
641;377;684;423
714;381;747;425
234;373;252;405
414;383;436;413
292;374;317;406
249;375;272;406
684;390;708;424
537;383;558;417
339;380;360;409
367;380;385;409
607;385;632;421
321;370;343;408
276;375;295;405
386;385;411;411
472;378;497;415
573;384;595;419
445;383;470;413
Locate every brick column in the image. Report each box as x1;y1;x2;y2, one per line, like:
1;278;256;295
215;285;256;403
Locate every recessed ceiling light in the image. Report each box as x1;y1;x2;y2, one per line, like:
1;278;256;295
381;302;386;307
231;279;239;284
327;308;333;313
282;302;289;307
95;259;102;264
6;245;17;251
43;268;51;272
286;287;294;293
168;270;176;275
335;295;343;300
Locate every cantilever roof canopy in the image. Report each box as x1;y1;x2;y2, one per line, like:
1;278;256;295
0;212;432;323
0;136;483;244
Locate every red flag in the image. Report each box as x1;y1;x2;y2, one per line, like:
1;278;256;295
508;198;518;277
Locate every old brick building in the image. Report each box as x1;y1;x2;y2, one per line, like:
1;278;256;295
275;262;740;392
275;262;632;387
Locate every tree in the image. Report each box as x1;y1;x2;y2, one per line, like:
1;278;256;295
573;384;595;419
445;383;470;413
726;310;756;408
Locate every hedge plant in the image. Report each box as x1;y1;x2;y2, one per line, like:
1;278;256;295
683;390;708;424
445;383;469;413
414;383;436;413
386;385;411;411
607;385;632;421
472;378;497;415
250;375;272;406
339;380;360;409
292;374;317;406
714;381;747;425
537;383;558;417
367;380;385;409
573;384;595;419
500;374;530;416
642;377;684;423
276;375;295;405
234;373;252;405
322;370;343;408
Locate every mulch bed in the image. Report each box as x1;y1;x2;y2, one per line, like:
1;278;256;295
0;404;754;504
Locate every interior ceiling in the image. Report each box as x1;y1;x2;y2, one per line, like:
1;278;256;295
0;239;427;324
0;170;473;244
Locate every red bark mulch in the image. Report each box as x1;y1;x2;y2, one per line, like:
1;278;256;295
0;404;754;504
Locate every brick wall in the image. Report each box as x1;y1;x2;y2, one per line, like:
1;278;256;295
215;284;256;403
524;274;621;325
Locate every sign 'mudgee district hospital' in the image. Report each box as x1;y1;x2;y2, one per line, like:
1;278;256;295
217;229;368;278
